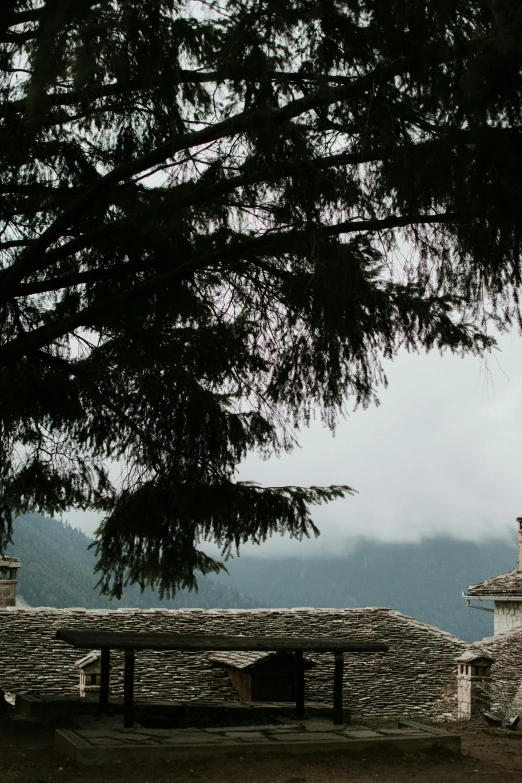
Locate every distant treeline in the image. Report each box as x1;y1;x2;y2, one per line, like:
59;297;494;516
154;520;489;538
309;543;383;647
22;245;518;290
6;514;516;642
214;536;515;642
6;513;261;610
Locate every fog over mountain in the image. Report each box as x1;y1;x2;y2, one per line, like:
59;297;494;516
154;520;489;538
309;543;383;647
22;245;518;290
68;330;522;555
7;514;517;642
7;514;261;611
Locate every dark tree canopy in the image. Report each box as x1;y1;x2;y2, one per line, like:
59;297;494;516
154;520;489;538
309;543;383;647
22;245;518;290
0;0;520;597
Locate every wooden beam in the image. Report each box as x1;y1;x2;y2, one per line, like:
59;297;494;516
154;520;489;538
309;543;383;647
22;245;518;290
294;650;305;719
55;630;389;653
333;650;344;725
123;650;135;729
98;648;110;714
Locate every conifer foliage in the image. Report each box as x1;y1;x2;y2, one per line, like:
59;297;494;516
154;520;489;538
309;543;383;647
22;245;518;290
0;1;520;596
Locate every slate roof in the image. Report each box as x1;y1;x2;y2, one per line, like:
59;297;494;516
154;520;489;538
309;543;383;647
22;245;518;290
209;651;315;670
0;557;20;569
0;606;468;719
467;570;522;596
209;651;271;670
75;651;101;669
455;651;495;663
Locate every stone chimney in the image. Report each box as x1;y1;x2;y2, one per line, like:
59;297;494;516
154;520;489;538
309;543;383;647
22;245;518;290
456;652;495;720
518;517;522;571
0;557;20;607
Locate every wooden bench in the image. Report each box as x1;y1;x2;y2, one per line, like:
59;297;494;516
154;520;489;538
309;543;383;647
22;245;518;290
55;630;388;728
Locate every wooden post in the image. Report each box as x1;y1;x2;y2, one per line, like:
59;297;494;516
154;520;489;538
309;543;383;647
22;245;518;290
295;650;305;719
333;650;344;724
99;648;110;713
123;649;135;729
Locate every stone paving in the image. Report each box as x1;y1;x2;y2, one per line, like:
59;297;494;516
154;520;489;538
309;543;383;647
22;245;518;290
55;716;461;765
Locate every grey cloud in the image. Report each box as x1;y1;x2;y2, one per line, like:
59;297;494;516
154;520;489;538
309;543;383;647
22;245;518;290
66;330;522;556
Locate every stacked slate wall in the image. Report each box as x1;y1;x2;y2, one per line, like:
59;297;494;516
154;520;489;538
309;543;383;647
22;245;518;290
472;628;522;715
0;579;16;608
493;602;522;635
0;606;467;719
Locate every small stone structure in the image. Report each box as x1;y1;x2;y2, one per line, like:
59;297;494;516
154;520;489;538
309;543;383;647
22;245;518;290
456;651;494;719
76;652;110;698
4;515;522;722
467;627;522;716
465;517;522;634
210;651;315;703
0;557;20;608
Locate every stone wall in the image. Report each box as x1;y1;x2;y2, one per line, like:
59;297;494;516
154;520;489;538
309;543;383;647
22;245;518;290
0;580;16;608
457;676;474;719
471;628;522;715
0;606;467;719
493;602;522;635
456;675;492;719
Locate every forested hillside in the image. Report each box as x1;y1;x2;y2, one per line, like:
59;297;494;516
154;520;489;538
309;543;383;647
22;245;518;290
5;514;516;641
6;514;260;610
217;537;516;641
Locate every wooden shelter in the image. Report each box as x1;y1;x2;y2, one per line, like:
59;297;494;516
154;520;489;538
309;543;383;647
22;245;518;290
210;651;316;703
55;629;388;728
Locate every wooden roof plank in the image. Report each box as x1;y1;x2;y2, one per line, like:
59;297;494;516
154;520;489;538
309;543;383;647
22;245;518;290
55;629;389;653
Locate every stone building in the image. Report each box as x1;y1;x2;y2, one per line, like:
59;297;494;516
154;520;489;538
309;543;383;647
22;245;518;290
0;557;20;608
0;606;467;719
455;651;495;719
464;517;522;635
467;627;522;716
3;519;522;722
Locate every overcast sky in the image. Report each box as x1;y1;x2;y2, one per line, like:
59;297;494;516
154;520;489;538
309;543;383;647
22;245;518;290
67;328;522;556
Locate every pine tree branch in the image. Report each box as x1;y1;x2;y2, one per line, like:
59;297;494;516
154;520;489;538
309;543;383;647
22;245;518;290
2;32;482;297
0;57;408;299
5;144;391;291
5;8;43;28
11;203;453;298
0;184;88;195
332;212;456;235
0;209;455;366
13;261;142;295
0;68;384;118
0;142;384;223
0;29;36;43
0;239;33;250
36;351;165;473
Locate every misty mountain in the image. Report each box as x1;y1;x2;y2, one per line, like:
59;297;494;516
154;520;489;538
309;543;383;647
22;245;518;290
216;537;516;641
5;514;516;641
6;514;261;610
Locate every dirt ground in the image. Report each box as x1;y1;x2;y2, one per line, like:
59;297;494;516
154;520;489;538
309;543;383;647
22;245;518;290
2;716;522;783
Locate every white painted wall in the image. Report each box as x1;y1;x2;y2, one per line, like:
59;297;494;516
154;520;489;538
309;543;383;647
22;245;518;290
494;601;522;634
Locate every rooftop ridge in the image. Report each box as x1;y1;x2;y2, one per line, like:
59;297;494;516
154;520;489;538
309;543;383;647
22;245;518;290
467;569;522;596
0;605;396;615
469;625;522;647
386;609;467;644
0;606;466;645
